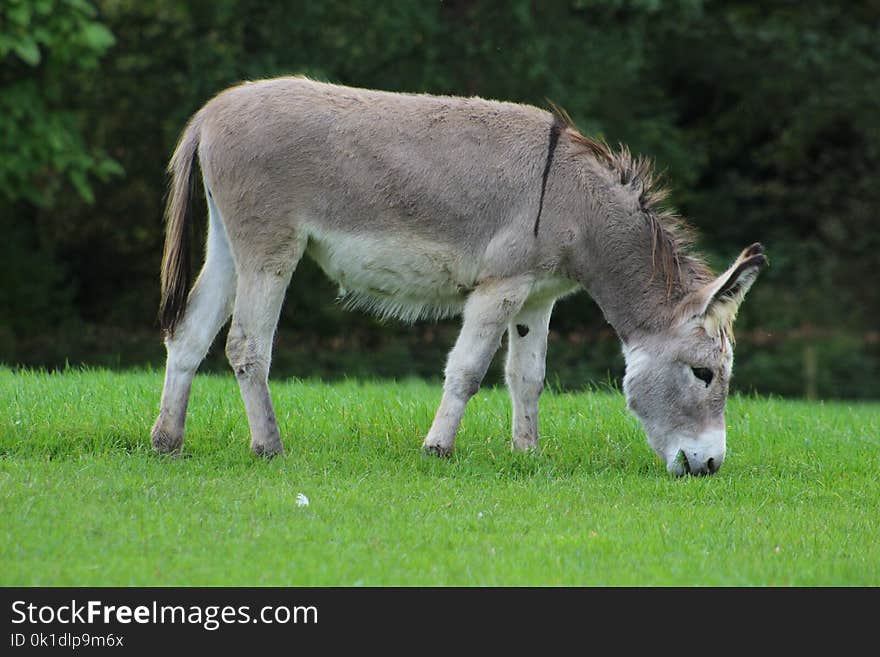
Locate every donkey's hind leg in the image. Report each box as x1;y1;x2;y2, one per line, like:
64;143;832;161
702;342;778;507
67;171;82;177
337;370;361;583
506;299;554;451
225;243;304;457
422;275;534;456
152;200;236;453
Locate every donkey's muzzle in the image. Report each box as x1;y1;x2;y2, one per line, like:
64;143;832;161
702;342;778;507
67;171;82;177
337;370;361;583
674;450;721;477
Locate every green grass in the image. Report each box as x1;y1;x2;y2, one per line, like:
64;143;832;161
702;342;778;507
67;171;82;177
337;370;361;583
1;367;878;586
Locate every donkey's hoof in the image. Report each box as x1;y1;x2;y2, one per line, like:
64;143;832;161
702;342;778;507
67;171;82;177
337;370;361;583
251;441;284;458
422;442;454;458
151;425;183;454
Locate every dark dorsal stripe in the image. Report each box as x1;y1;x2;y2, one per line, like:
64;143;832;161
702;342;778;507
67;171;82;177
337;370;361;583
533;116;563;237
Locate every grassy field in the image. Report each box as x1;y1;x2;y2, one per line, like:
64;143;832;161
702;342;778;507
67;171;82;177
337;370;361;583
1;367;878;586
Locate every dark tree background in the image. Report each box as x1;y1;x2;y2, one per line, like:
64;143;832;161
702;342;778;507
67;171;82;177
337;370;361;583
2;0;878;398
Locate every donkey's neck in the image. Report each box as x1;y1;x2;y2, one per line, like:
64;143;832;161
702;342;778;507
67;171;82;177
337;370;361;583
543;136;710;343
570;203;695;343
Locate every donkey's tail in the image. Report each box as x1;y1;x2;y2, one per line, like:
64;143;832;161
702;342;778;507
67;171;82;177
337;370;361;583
158;111;204;337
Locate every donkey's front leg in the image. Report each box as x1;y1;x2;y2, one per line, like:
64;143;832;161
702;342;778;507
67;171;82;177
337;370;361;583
423;276;534;456
505;299;554;451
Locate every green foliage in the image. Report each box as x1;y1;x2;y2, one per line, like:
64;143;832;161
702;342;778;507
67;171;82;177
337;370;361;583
0;0;121;206
0;1;123;347
0;1;877;397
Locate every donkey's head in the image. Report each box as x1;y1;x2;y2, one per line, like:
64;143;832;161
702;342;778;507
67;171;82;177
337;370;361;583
622;244;767;476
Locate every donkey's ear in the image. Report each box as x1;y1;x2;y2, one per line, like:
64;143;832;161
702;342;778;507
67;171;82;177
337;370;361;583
686;243;768;330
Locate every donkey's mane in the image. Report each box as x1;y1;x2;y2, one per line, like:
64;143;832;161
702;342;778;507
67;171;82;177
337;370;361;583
551;107;713;296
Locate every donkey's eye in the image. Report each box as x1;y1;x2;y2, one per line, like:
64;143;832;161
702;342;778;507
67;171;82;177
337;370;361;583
691;367;714;386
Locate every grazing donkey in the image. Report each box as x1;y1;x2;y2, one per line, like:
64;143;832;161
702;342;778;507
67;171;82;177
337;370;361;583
151;76;766;475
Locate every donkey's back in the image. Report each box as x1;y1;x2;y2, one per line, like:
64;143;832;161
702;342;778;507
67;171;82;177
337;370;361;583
200;76;552;243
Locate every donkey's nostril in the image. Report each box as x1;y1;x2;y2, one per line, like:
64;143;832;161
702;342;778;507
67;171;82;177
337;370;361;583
675;450;690;475
707;457;717;474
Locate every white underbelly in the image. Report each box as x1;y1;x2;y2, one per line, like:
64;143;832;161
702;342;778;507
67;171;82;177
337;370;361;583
303;226;580;322
305;229;475;322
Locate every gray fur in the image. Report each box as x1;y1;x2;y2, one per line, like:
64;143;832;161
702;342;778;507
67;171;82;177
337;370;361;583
152;76;766;474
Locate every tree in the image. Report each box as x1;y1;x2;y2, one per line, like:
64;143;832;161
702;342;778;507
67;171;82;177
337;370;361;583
2;0;877;396
0;0;121;206
0;0;121;354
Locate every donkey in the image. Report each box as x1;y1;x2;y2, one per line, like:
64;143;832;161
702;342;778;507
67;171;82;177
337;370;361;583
151;76;766;476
